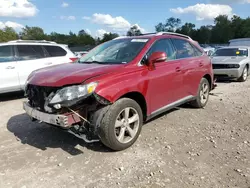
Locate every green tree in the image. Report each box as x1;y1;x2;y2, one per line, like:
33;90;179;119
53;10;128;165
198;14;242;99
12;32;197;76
20;26;46;40
178;23;196;36
211;15;233;43
155;17;181;32
101;32;119;43
0;27;18;42
127;25;142;36
195;25;213;44
230;15;244;39
240;17;250;38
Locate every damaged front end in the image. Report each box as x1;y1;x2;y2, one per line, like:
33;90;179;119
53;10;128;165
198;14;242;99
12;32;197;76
23;83;111;142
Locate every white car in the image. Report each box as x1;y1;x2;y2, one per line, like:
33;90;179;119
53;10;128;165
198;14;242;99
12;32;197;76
0;40;77;94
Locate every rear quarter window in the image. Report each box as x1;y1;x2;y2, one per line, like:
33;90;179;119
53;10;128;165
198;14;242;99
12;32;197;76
43;45;67;57
192;45;203;56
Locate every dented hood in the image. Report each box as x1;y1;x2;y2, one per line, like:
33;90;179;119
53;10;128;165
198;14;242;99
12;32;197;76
28;63;122;87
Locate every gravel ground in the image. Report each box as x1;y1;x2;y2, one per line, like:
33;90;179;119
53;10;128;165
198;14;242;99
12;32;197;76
0;80;250;188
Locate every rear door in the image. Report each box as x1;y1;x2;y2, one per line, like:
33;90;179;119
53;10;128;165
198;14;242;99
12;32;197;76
0;45;20;93
145;38;184;113
15;45;47;89
171;39;203;97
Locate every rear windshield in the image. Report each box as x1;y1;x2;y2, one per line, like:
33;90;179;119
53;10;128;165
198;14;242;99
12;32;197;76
213;48;248;57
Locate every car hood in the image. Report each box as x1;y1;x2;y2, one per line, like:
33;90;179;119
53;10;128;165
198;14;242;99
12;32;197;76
211;56;247;64
28;63;123;87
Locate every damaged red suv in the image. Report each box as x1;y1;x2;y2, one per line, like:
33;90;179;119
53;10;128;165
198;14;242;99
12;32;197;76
23;32;214;151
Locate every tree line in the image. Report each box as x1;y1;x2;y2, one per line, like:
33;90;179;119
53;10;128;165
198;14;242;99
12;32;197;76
0;15;250;47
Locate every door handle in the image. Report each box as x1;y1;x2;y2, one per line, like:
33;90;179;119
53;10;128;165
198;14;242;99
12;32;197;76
6;66;15;69
176;67;181;72
45;62;52;65
199;62;204;67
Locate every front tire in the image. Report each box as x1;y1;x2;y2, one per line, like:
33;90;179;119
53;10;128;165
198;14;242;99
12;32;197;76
98;98;143;151
238;66;248;82
190;78;210;108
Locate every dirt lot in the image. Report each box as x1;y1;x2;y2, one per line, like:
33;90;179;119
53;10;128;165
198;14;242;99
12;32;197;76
0;80;250;188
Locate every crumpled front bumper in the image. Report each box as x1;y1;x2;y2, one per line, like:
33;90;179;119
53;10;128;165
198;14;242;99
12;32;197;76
23;102;81;128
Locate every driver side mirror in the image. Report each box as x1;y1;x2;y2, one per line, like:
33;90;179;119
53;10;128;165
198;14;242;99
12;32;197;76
148;51;167;65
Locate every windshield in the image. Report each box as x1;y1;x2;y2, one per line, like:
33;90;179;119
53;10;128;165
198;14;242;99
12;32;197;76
78;38;149;64
213;48;248;57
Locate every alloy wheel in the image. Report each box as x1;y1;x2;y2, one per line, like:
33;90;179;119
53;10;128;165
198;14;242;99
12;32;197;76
114;107;140;144
200;82;209;105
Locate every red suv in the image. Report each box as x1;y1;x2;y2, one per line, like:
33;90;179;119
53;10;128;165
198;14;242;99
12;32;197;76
23;32;214;151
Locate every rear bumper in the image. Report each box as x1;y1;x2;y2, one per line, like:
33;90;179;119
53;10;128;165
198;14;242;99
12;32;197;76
23;102;81;128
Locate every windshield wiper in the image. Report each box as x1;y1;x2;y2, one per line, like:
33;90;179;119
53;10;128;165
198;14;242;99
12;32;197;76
82;61;106;64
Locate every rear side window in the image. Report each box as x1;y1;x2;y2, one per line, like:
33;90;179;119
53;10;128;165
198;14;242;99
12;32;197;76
147;39;176;60
0;45;14;63
192;45;203;56
43;46;67;57
16;45;45;61
172;39;195;59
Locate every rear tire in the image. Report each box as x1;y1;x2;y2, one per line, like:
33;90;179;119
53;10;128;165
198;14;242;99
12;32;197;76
190;78;210;108
238;66;248;82
98;98;143;151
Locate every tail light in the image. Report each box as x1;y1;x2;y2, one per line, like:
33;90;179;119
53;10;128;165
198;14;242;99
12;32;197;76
69;57;78;63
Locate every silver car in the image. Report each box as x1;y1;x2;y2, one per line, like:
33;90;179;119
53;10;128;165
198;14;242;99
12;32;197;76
211;46;250;82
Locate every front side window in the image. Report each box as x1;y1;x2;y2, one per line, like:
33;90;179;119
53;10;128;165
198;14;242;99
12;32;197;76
213;48;248;57
172;39;195;59
147;39;176;60
79;38;149;64
17;45;45;61
0;45;14;63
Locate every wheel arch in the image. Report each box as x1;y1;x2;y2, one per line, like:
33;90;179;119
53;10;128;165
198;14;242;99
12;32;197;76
118;92;147;121
203;74;212;90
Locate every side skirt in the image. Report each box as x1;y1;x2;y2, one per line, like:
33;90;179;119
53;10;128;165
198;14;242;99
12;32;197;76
146;95;196;121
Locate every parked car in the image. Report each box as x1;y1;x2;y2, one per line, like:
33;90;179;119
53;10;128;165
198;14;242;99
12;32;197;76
203;47;216;56
74;51;88;58
23;32;214;151
0;40;77;94
211;46;250;82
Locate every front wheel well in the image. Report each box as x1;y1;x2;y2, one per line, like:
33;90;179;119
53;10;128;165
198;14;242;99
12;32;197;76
118;92;147;121
203;74;212;90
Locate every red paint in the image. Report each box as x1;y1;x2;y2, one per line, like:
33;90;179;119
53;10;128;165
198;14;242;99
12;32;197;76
28;63;123;87
69;57;78;62
28;34;214;117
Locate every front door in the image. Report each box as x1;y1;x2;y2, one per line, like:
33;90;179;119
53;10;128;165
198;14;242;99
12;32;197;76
0;45;19;93
145;38;184;114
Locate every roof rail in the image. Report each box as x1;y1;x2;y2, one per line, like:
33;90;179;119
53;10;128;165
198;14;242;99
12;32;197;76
158;32;192;40
8;39;57;44
140;32;192;40
112;36;129;40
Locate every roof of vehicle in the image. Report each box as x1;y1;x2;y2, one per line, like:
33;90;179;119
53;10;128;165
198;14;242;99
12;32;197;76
0;40;67;46
113;32;194;41
229;38;250;42
216;46;250;49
